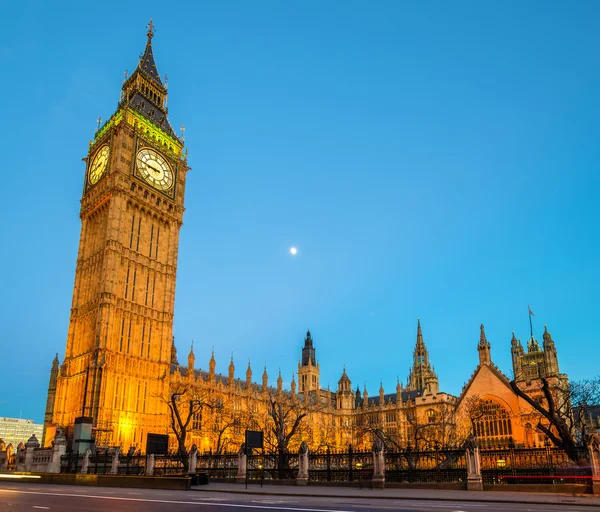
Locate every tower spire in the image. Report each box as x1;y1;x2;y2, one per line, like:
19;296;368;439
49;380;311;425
478;324;491;365
137;19;163;87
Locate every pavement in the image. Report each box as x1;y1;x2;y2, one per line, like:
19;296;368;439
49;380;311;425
192;481;600;507
1;482;600;511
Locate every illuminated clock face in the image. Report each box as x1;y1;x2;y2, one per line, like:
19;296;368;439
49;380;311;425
136;148;174;191
89;146;110;185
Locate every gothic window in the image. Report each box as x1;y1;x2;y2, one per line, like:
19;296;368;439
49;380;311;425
472;399;513;448
426;409;437;423
192;411;202;431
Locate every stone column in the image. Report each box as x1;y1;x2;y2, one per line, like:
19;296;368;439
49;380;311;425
48;431;66;473
188;444;198;474
588;433;600;495
296;441;309;486
110;447;121;475
465;435;483;491
146;454;155;476
80;450;91;474
24;434;40;472
236;443;247;484
372;439;385;489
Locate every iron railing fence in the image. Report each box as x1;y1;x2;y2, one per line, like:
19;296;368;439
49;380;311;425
385;448;467;483
480;446;592;485
56;444;592;485
118;454;146;475
60;452;83;474
308;447;373;483
153;454;186;475
197;453;237;480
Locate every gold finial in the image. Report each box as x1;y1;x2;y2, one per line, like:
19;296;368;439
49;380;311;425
96;116;102;131
123;69;128;83
180;123;186;142
147;19;155;39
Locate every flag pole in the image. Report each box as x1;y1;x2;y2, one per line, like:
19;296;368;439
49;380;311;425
528;304;533;339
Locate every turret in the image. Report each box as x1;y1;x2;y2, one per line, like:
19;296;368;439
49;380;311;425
246;359;252;389
209;348;216;375
407;319;439;392
42;354;60;446
291;375;296;398
277;369;283;393
298;329;320;394
262;365;268;393
542;325;559;376
337;368;353;409
187;342;195;373
511;332;523;378
379;381;385;406
228;356;235;386
478;324;491;366
363;384;368;408
170;336;178;365
301;329;316;366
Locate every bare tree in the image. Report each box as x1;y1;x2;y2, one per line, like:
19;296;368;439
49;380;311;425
510;376;600;462
260;394;321;472
158;383;214;471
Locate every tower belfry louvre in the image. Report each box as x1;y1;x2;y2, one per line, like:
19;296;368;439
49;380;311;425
44;21;189;448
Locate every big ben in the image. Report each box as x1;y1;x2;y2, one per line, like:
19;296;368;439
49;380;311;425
44;21;189;450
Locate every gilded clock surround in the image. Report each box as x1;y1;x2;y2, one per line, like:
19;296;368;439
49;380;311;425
88;145;110;185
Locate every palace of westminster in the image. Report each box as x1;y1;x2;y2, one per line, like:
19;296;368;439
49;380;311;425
43;24;567;454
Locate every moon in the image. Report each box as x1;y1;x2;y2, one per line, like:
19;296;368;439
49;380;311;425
290;247;298;256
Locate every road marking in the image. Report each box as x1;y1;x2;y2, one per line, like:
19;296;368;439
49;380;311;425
0;489;354;512
32;507;50;510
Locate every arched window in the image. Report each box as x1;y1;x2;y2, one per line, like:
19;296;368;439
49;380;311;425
472;399;513;448
426;409;437;424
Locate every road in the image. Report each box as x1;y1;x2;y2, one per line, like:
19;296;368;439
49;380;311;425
1;483;599;512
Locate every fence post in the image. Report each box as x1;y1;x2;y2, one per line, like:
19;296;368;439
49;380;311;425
145;454;154;476
372;439;385;489
464;435;483;491
588;433;600;495
110;447;120;475
236;443;247;484
80;449;91;474
24;434;40;472
296;441;309;486
47;431;66;473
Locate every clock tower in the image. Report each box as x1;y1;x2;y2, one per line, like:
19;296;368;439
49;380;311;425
45;21;189;449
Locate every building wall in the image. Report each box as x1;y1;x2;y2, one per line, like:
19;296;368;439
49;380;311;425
0;418;43;448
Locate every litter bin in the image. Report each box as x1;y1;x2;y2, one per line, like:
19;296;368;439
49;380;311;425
197;472;209;485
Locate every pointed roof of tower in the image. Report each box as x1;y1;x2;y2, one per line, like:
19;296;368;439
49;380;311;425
138;19;164;89
187;341;195;369
52;353;59;367
171;336;178;365
415;318;426;351
304;329;313;347
338;367;350;384
543;324;554;343
479;324;490;348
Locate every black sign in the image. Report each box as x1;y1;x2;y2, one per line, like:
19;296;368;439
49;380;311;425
146;433;169;455
245;430;263;450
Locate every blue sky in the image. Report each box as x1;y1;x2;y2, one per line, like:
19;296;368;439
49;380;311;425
1;1;599;422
